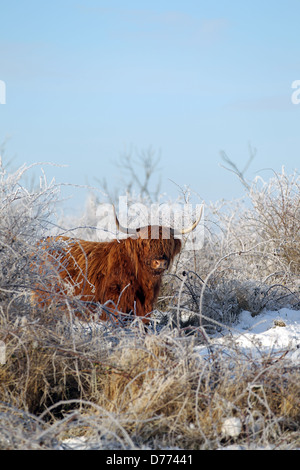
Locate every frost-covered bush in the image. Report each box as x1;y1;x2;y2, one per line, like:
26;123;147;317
0;160;61;321
156;170;300;331
248;169;300;274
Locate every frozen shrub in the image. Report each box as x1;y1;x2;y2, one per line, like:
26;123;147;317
0;160;61;322
157;170;300;330
248;169;300;274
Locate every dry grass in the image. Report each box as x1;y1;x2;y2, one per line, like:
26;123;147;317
1;308;299;449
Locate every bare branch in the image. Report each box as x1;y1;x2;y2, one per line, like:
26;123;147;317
219;143;257;191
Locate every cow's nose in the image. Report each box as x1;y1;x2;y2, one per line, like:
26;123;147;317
152;259;168;270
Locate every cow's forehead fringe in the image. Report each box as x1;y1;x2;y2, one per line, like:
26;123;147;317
125;230;181;257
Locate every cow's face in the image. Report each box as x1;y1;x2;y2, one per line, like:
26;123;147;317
114;204;202;280
134;226;182;278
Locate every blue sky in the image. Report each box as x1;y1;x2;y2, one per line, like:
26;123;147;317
1;0;300;213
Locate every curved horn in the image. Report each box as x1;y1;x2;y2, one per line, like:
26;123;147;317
178;204;203;235
113;205;138;235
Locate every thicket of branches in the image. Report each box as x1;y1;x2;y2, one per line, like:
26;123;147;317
0;146;299;450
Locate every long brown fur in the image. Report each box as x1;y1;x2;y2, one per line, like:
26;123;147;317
34;226;181;324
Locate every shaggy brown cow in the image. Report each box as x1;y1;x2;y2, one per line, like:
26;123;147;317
35;206;202;324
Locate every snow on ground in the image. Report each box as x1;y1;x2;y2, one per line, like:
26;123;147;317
214;308;300;364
